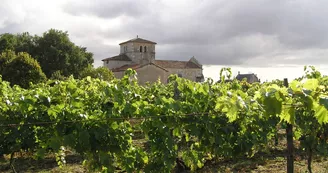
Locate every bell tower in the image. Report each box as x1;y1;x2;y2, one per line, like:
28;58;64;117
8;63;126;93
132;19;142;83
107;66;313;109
119;36;156;64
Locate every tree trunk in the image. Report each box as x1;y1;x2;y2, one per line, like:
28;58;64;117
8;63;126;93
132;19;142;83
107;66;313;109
307;148;312;173
286;123;294;173
284;78;294;173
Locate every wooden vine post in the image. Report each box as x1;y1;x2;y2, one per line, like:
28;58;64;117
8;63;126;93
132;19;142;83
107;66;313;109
284;78;294;173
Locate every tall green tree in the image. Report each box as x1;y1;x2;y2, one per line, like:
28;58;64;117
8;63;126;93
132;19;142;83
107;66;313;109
2;52;46;88
34;29;94;78
0;29;94;78
0;32;36;53
15;32;37;54
0;33;17;51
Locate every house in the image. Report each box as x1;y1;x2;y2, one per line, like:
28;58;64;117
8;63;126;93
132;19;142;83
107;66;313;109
102;36;204;84
235;72;260;83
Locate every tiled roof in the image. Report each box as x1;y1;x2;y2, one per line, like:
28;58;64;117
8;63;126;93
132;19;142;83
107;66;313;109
112;64;140;72
102;54;131;61
119;37;157;45
112;63;168;72
154;60;202;69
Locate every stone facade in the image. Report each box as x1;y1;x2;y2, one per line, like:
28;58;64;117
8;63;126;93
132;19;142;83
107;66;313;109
120;42;155;64
113;63;168;85
236;72;260;83
166;68;203;82
102;37;204;84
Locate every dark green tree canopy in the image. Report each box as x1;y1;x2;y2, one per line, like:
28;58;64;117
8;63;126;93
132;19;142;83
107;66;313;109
0;33;17;51
0;29;94;78
0;50;16;74
0;32;36;54
34;29;93;78
2;52;46;88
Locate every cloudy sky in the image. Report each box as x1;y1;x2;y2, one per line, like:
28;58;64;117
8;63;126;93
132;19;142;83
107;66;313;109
1;0;328;80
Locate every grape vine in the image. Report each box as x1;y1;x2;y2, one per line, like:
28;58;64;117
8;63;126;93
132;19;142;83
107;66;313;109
0;67;328;172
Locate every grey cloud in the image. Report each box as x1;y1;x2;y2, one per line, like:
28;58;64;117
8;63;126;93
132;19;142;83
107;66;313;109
62;0;150;18
2;0;328;67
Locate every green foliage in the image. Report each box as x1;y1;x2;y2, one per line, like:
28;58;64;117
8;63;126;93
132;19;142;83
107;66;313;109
0;29;94;78
1;66;328;172
34;29;93;78
2;52;46;88
50;70;67;80
0;50;16;73
0;33;17;51
0;32;36;54
79;65;114;81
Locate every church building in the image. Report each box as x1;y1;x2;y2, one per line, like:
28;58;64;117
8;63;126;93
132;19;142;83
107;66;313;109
102;36;204;84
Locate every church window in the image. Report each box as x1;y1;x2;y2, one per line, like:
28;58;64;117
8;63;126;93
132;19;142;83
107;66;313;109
140;46;143;52
144;46;147;52
106;60;109;64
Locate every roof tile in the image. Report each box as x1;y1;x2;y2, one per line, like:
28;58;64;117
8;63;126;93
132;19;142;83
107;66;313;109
119;37;157;45
112;63;169;72
154;60;201;69
102;54;131;61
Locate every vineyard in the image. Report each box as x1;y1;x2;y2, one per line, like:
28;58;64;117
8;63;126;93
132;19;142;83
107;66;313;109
1;66;328;173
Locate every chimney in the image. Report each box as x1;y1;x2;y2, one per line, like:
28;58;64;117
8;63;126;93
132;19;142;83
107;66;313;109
238;71;240;75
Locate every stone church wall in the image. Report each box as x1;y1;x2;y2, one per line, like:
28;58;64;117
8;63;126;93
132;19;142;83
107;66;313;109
166;68;203;81
103;60;131;70
121;43;155;64
113;64;167;85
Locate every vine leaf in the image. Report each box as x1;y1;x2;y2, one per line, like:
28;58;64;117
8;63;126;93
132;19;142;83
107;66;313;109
290;80;302;93
111;122;119;130
303;79;318;91
280;105;295;124
314;102;328;124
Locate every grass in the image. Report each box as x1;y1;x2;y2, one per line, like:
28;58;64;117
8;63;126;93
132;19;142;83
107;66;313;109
0;154;86;173
2;151;328;173
196;151;328;173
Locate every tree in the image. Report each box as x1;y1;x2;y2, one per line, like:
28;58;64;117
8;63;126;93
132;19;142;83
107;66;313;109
0;32;36;54
2;52;46;88
50;70;67;80
15;32;37;54
0;33;17;52
34;29;94;78
0;50;16;74
80;65;114;81
0;29;94;78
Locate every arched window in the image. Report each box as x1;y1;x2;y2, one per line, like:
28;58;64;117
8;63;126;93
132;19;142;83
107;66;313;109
140;46;142;52
144;46;147;52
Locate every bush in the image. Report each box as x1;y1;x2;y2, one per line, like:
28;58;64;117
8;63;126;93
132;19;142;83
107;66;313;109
50;70;67;80
80;66;114;81
2;52;47;88
0;50;16;73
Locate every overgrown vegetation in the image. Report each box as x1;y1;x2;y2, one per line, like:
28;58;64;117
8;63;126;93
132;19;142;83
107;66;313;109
0;29;111;88
1;67;328;172
1;51;46;88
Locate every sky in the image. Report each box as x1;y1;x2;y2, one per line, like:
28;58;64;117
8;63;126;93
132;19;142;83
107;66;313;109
1;0;328;81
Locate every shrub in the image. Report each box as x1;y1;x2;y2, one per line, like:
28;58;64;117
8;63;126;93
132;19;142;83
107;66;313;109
2;52;46;88
80;66;114;81
0;50;16;73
